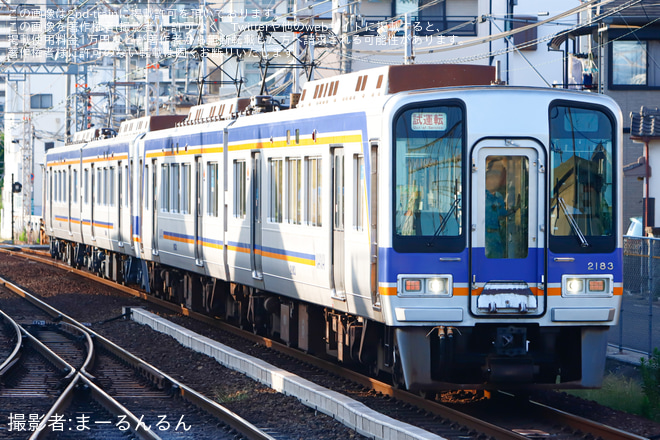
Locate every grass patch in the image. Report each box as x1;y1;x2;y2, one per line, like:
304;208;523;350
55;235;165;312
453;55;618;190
215;389;252;404
567;374;648;417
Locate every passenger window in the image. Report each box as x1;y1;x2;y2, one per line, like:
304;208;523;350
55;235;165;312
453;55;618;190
73;169;78;203
161;164;170;212
287;158;301;225
306;157;322;227
182;164;191;214
84;169;89;205
233;160;246;219
171;164;180;213
144;164;149;210
55;171;59;202
269;158;283;223
109;167;115;207
103;168;109;206
125;164;129;207
63;170;67;203
207;162;218;217
354;155;365;230
96;168;102;206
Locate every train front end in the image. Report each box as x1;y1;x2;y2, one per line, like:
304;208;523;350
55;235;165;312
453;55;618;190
380;87;622;390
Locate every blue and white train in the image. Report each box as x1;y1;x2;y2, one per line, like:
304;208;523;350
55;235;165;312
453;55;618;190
44;64;623;390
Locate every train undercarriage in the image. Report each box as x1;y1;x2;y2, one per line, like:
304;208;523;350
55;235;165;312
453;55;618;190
50;238;607;391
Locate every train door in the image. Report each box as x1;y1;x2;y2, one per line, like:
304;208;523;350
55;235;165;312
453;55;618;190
118;161;123;247
470;140;546;316
331;147;346;300
194;155;203;266
67;165;72;235
151;158;158;255
251;152;263;279
90;164;95;240
139;160;145;253
47;168;53;233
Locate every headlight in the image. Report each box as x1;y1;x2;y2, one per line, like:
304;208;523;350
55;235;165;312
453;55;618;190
427;278;446;294
566;278;584;294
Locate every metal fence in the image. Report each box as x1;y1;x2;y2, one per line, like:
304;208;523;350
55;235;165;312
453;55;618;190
614;236;660;356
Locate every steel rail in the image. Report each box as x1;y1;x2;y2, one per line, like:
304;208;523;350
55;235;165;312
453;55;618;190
58;321;97;379
15;321;162;440
30;371;163;440
0;247;649;440
0;272;276;440
529;399;649;440
0;309;23;377
18;323;76;378
0;249;527;439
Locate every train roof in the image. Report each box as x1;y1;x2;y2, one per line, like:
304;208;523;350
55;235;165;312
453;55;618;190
296;64;495;109
117;115;186;137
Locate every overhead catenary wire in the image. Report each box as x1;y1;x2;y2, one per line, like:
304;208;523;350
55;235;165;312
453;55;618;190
4;0;652;129
333;0;642;69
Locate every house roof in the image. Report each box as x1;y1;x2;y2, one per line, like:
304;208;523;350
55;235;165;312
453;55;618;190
601;0;660;25
548;1;660;50
630;106;660;139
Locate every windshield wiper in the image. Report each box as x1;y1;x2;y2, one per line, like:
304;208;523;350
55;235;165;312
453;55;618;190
427;196;460;247
557;197;589;247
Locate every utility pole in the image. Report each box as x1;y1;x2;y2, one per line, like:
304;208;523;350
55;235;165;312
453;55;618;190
11;173;14;244
145;0;151;117
404;13;415;65
340;2;356;74
22;78;33;230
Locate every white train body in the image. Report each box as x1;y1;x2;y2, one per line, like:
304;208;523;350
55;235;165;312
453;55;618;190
45;65;623;390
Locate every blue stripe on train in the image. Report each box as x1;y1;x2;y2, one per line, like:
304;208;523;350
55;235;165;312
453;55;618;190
378;247;623;284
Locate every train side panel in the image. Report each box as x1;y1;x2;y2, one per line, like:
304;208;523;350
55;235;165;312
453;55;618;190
44;69;625;391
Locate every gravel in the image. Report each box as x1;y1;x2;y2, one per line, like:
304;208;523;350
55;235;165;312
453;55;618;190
1;252;660;438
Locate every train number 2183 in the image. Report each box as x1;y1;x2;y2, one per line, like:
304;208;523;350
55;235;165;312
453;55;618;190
588;261;614;271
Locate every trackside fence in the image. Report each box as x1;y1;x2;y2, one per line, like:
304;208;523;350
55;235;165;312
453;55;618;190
615;236;660;356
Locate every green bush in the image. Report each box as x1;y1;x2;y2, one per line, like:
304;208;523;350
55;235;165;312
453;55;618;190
641;348;660;420
569;374;646;417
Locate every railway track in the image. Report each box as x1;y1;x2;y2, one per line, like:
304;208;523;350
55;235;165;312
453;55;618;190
0;246;652;440
0;272;277;440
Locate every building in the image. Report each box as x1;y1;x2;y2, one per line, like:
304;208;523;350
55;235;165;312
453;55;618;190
629;106;660;235
550;0;660;229
3;0;650;239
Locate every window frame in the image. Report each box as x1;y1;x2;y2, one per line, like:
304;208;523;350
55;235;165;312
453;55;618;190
171;163;180;213
548;100;617;254
30;93;53;109
269;158;283;223
182;163;191;215
207;162;219;217
109;166;115;207
287;157;302;225
391;99;467;253
96;168;102;206
72;169;78;203
161;163;170;212
233;160;247;219
354;154;365;231
306;156;323;227
608;35;660;90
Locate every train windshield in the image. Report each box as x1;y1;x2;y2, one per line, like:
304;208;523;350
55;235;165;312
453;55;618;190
393;103;465;252
549;104;615;253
